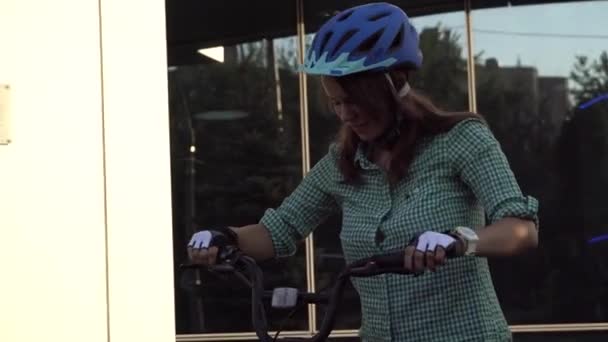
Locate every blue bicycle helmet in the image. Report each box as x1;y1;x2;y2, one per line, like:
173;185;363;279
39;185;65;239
302;2;422;76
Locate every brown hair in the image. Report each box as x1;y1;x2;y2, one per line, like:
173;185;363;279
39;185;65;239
326;66;483;184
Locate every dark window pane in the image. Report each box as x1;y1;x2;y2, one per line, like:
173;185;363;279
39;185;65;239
167;0;307;334
473;1;608;324
306;0;468;330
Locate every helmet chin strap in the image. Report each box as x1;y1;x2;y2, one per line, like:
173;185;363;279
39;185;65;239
371;73;411;148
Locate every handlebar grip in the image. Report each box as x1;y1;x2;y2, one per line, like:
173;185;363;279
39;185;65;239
370;243;460;268
370;250;404;268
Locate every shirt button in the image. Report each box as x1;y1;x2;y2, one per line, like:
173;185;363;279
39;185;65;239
381;207;392;219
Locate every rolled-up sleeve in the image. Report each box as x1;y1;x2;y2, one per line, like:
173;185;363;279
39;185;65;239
450;119;539;228
260;151;340;257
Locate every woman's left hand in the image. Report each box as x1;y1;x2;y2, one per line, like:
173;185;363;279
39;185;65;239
404;231;464;274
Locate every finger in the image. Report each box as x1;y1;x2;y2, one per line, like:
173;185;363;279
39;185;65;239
187;247;194;261
413;249;425;274
404;245;416;271
425;250;436;272
193;248;208;265
207;246;219;265
415;236;429;253
426;240;438;252
435;246;447;266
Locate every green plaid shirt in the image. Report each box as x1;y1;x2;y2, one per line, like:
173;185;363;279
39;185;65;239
260;119;539;342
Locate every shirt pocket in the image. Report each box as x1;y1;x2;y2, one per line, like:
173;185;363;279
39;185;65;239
400;182;437;214
339;209;380;261
398;169;459;213
387;178;457;242
336;173;387;212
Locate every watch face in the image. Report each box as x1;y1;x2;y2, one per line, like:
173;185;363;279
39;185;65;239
457;227;478;240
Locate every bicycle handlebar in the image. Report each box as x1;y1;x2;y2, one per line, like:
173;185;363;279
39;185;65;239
180;245;458;341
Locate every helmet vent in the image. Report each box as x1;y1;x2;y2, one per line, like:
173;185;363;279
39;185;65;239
331;29;358;57
319;31;333;56
389;25;405;51
356;29;383;54
368;11;390;21
337;9;354;22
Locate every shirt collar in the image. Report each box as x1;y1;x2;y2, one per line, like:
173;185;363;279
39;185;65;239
353;143;379;170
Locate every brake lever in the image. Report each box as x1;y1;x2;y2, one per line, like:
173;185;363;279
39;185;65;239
346;261;412;277
209;263;237;273
346;262;380;277
179;247;243;276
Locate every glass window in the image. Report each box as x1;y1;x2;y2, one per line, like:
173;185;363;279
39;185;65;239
167;0;608;337
304;0;468;330
167;0;308;334
472;1;608;324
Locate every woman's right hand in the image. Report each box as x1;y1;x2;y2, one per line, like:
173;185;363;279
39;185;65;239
187;228;238;266
188;230;219;265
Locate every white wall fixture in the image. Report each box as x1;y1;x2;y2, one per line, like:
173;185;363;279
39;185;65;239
0;84;11;144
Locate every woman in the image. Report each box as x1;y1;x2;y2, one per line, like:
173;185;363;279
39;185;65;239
188;3;539;341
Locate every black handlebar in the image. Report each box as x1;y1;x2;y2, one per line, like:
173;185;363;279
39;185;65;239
180;245;458;342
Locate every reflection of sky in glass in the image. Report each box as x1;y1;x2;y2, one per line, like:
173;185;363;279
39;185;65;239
411;1;608;78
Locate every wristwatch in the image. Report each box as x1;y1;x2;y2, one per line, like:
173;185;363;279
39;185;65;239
451;226;479;256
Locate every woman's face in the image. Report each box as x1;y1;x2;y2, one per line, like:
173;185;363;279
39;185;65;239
322;77;391;142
